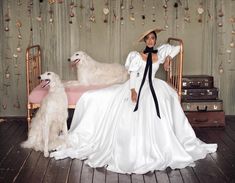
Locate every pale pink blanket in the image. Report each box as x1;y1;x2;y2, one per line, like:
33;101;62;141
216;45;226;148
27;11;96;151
28;83;108;105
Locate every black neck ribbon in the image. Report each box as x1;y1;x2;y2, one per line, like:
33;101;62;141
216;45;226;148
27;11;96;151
133;46;161;118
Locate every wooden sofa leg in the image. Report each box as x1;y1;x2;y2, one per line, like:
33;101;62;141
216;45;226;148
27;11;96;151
27;105;32;130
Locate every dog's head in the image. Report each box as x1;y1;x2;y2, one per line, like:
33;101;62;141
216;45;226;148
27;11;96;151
38;72;61;88
68;51;88;66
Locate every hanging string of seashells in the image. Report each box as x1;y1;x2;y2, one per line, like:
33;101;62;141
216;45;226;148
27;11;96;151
69;1;77;24
163;0;169;29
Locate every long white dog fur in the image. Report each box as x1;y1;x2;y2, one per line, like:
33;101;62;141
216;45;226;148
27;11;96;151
21;72;68;157
68;51;129;85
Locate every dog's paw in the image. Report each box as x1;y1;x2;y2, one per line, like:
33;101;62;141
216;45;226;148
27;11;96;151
50;151;65;160
44;151;49;158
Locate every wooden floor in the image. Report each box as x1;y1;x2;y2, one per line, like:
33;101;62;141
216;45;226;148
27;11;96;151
0;117;235;183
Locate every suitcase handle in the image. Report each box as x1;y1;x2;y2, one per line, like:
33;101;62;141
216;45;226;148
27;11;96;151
189;82;201;87
194;118;208;123
197;106;208;112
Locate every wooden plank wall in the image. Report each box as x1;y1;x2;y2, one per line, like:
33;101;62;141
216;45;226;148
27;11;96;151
0;0;234;116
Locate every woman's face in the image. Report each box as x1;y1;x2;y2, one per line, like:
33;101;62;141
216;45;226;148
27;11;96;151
144;32;156;48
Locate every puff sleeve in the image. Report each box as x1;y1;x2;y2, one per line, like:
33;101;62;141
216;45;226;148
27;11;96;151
125;51;142;89
157;44;180;64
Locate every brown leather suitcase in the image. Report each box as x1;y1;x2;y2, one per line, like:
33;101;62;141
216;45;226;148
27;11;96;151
185;111;225;127
182;75;214;89
182;88;218;100
182;99;223;112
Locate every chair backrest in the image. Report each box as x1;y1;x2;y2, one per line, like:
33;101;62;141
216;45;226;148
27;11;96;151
166;38;184;101
26;45;41;97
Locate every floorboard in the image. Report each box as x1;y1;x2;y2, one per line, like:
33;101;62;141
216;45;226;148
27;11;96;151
0;118;235;183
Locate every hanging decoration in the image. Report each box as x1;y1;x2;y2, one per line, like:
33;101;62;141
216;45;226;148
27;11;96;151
229;17;235;48
226;49;232;64
16;20;22;53
18;0;22;6
69;1;77;24
184;0;190;23
36;0;43;22
80;0;84;10
218;36;225;74
151;0;156;22
13;73;21;109
129;0;135;22
217;0;224;27
197;1;204;23
112;9;117;23
2;1;11;110
174;1;180;35
49;4;54;24
89;0;96;23
5;66;10;79
103;0;109;23
163;0;169;29
27;0;33;16
4;7;10;32
141;0;146;25
120;0;125;25
48;0;55;4
2;84;10;110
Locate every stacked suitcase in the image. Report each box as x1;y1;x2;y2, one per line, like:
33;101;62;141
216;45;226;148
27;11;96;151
181;75;225;127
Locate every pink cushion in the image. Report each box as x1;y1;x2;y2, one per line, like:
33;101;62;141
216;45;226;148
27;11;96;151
28;83;108;105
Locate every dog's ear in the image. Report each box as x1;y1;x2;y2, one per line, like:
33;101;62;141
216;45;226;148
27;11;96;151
81;51;89;65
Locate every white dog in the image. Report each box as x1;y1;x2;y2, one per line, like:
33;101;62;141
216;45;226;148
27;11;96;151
21;72;68;157
68;51;129;85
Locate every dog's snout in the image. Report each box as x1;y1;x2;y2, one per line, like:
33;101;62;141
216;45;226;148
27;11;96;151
68;58;71;62
38;76;41;80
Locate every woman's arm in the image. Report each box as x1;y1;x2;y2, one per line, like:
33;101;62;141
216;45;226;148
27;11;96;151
163;56;172;71
163;45;180;71
130;72;137;103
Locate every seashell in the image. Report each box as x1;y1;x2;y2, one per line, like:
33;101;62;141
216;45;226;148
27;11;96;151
130;16;135;21
17;47;22;52
229;17;235;23
36;16;42;21
16;20;22;28
5;73;10;79
226;49;231;53
184;16;190;22
13;54;18;58
18;34;22;39
103;7;109;15
163;4;168;9
49;18;53;23
218;64;224;74
197;7;204;15
4;27;9;31
70;12;75;17
230;41;235;48
89;15;96;22
217;22;223;27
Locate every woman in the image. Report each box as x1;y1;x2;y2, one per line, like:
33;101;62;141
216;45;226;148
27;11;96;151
51;28;217;174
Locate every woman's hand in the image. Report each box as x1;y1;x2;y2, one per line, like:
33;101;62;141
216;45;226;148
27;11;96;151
164;56;172;71
131;89;137;103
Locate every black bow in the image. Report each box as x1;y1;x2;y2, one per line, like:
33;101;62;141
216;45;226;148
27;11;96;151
133;46;161;118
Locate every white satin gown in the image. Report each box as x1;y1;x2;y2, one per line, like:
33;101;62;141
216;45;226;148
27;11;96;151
50;44;217;174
